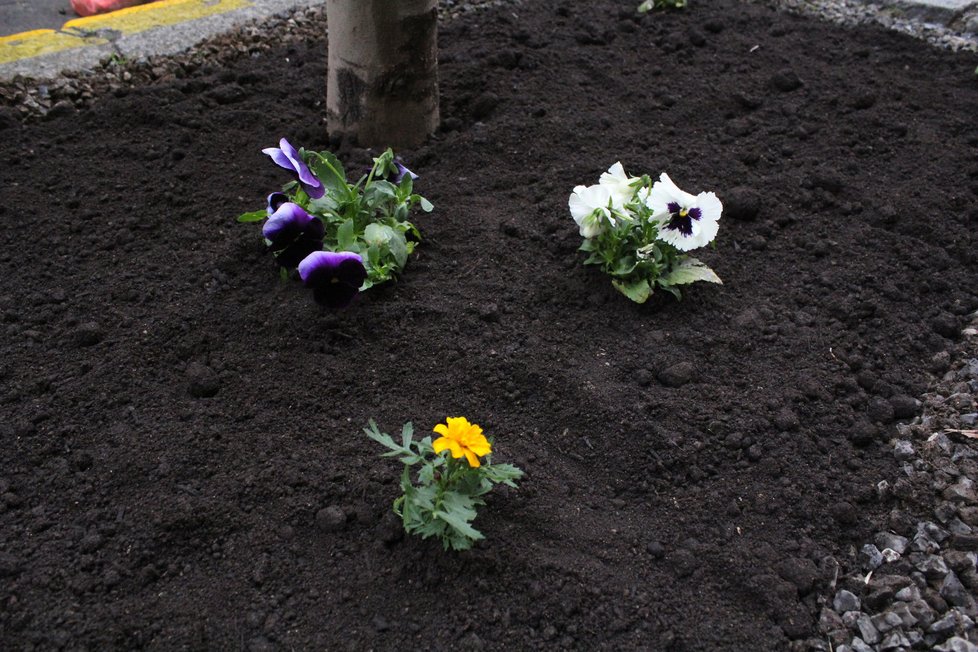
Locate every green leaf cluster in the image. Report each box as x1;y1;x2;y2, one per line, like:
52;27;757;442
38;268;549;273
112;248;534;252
237;148;433;291
364;420;523;551
579;178;721;303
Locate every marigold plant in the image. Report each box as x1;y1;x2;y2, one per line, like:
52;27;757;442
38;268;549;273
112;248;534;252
365;417;523;551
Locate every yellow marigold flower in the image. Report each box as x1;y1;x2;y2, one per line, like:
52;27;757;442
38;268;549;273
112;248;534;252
432;417;492;468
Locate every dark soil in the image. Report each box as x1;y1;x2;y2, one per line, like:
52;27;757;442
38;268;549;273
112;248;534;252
2;0;978;649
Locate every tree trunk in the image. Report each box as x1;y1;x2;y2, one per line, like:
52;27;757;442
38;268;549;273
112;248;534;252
326;0;439;148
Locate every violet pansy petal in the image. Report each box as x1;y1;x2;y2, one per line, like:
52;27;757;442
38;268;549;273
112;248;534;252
336;256;368;288
263;202;309;243
298;251;347;285
278;138;322;192
297;251;326;284
393;158;419;183
275;237;323;270
305;217;325;240
301;179;325;200
298;251;366;308
278;138;301;160
266;192;289;215
262;147;294;171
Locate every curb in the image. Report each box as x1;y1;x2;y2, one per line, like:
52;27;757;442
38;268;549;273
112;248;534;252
0;0;326;81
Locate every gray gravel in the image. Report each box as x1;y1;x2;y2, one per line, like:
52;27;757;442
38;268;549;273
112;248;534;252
794;310;978;652
758;0;978;52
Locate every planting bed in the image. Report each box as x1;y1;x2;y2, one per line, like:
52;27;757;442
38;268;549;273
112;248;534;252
1;0;978;649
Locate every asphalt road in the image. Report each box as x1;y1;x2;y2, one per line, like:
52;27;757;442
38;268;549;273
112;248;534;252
0;0;72;37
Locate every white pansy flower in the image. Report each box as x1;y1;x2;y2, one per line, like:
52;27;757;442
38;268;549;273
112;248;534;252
569;183;615;238
646;172;722;251
598;162;641;208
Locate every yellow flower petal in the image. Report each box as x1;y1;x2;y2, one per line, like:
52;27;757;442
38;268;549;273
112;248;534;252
432;437;451;454
433;416;491;465
468;440;492;457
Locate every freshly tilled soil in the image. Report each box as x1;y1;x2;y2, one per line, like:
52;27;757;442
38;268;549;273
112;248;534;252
1;1;978;650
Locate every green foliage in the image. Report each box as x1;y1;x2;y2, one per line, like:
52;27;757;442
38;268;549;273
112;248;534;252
238;148;431;290
578;179;719;303
364;420;524;551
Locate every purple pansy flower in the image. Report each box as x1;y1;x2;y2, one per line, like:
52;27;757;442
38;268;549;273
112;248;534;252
261;138;325;199
266;192;288;215
298;251;367;309
263;202;325;269
392;157;419;184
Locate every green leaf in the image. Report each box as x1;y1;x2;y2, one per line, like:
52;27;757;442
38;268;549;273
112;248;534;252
612;256;638;277
388;231;409;269
409;484;437;513
364;420;399;451
307;194;340;214
236;210;266;223
419;197;434;213
483;463;524;488
418;462;436;486
612;278;652;303
400;422;414;449
364;181;397;206
308;152;349;197
398;175;414;200
336;218;356;251
434;495;484;542
661;258;722;286
364;223;394;248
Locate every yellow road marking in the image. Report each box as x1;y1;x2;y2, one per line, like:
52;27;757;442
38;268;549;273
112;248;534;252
0;0;252;65
63;0;253;34
0;30;109;63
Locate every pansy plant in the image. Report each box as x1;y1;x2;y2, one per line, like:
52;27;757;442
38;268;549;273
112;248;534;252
365;417;524;551
238;138;433;307
571;163;723;303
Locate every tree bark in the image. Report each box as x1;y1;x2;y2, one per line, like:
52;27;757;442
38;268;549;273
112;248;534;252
326;0;439;148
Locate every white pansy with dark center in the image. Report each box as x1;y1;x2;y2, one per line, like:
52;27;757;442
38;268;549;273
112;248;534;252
646;172;722;251
598;161;641;207
569;183;615;238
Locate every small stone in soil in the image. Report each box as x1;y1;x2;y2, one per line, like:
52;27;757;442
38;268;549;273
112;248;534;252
876;532;909;555
770;70;803;92
73;322;103;347
834;589;861;613
316;506;346;532
893;440;915;461
657;362;695;388
724;186;760;221
889;394;921;419
186;362;220;398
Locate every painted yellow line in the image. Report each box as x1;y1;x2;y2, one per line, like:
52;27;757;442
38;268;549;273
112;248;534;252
0;0;252;66
0;30;109;64
63;0;253;35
